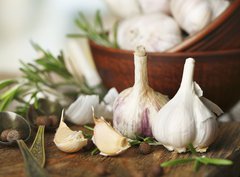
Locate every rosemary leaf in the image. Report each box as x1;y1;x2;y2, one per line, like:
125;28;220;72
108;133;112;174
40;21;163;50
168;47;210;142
196;157;233;166
161;158;195;167
194;160;201;172
0;79;17;90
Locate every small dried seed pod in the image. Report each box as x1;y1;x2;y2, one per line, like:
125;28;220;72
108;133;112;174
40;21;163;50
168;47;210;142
6;130;22;142
150;165;164;177
139;142;151;155
48;115;59;127
1;129;12;142
35;116;51;127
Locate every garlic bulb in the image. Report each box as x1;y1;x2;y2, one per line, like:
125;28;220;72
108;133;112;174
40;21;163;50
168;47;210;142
209;0;230;20
153;58;223;153
114;14;182;52
170;0;212;35
138;0;170;14
113;46;169;139
66;88;119;125
92;110;130;156
54;111;87;153
103;0;141;19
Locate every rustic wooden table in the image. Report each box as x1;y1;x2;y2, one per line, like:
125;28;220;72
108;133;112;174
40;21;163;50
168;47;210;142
0;123;240;177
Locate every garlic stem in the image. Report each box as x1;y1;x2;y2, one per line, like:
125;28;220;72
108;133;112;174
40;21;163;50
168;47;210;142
180;58;195;90
133;46;149;92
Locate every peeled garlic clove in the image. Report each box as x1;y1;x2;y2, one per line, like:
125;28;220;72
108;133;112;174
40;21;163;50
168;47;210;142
170;0;212;35
92;111;130;156
153;58;220;153
113;46;169;139
66;95;99;125
113;14;182;52
54;111;87;153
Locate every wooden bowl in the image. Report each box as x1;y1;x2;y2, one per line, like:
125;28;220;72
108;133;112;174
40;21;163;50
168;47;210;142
90;41;240;111
169;0;240;52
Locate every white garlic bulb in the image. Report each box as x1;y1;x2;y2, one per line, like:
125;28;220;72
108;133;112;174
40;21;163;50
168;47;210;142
209;0;230;20
138;0;170;14
103;0;141;19
153;58;223;153
54;111;87;153
92;110;130;156
113;46;169;139
170;0;212;35
114;14;182;52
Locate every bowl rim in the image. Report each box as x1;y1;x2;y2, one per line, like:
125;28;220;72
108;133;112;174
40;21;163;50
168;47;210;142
89;40;240;57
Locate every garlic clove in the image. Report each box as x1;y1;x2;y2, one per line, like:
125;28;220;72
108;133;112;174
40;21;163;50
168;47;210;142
92;109;130;156
66;88;118;125
54;110;87;153
66;95;99;125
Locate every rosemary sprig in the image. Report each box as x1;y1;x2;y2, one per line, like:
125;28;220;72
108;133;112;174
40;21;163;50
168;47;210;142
161;144;233;172
129;135;160;146
68;10;119;48
0;43;103;116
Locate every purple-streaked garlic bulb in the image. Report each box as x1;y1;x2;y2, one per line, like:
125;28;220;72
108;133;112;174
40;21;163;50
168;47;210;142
113;46;169;139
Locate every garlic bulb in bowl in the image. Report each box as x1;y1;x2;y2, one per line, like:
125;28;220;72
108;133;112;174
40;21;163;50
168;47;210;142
113;14;182;52
170;0;212;35
113;46;169;139
152;58;223;153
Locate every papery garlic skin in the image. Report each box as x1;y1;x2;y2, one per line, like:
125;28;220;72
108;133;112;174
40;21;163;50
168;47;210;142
153;58;221;153
92;112;130;156
209;0;230;20
54;111;87;153
114;14;182;52
170;0;212;35
113;46;169;139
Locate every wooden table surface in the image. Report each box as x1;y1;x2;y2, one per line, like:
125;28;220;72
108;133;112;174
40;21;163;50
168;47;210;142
0;122;240;177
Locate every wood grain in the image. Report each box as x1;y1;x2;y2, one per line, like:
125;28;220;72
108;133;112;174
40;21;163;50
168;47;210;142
0;123;240;177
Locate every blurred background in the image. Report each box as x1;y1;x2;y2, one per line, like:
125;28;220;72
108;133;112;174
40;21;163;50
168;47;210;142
0;0;110;76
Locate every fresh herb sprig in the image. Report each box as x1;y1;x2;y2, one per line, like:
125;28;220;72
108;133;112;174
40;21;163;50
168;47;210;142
0;43;103;116
68;10;119;48
161;144;233;172
129;135;160;146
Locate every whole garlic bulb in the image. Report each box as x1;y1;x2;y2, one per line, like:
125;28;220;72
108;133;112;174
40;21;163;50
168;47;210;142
138;0;170;15
170;0;212;35
152;58;223;153
114;14;182;52
113;46;169;139
103;0;141;19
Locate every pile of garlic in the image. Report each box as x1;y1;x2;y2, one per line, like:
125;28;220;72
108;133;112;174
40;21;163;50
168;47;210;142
105;0;230;51
53;47;224;155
